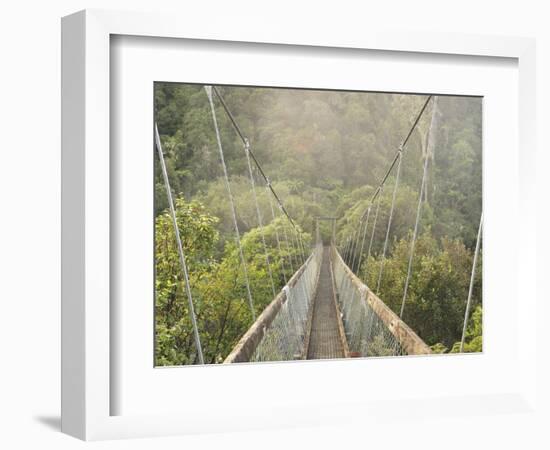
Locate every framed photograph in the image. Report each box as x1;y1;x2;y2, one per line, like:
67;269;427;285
61;9;536;440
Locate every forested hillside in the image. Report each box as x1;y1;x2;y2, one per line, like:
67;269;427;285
154;83;482;365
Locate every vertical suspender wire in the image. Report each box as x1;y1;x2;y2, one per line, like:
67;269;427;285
399;97;436;318
344;220;363;322
281;219;296;275
342;237;347;260
205;86;256;320
344;236;350;255
291;229;300;264
355;206;372;276
338;236;351;293
244;139;276;297
292;227;305;266
266;187;288;284
350;220;364;272
299;226;308;261
296;230;307;263
286;220;298;267
154;124;204;364
300;234;310;268
344;236;353;265
344;229;352;264
297;230;312;300
348;233;355;264
282;207;297;274
344;235;350;258
302;231;311;257
297;230;305;265
292;226;303;265
316;220;320;244
349;227;358;264
400;145;430;318
365;188;383;280
349;220;362;270
460;212;483;352
376;151;403;293
346;234;353;263
337;234;343;252
347;222;358;266
288;223;310;307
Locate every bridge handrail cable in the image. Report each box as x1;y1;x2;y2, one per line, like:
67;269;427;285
332;245;432;356
224;243;323;363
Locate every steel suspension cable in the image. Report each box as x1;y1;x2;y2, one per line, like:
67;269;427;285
205;87;256;320
376;151;403;293
154;124;204;364
211;86;307;249
337;96;432;281
363;95;433;215
460;212;483;352
244;139;276;297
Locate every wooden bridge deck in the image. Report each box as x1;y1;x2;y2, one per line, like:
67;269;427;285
306;247;346;359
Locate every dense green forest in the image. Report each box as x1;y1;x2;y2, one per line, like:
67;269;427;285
154;83;482;365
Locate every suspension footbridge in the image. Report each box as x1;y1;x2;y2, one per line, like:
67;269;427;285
155;87;483;365
224;243;432;363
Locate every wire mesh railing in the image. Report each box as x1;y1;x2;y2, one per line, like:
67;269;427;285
331;246;431;357
224;243;323;363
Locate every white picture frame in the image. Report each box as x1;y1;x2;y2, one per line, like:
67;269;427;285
61;9;537;441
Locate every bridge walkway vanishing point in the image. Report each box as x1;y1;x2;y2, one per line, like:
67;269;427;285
223;243;432;364
306;247;346;360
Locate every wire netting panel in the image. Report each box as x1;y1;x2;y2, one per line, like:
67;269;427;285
333;252;405;357
250;244;323;362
